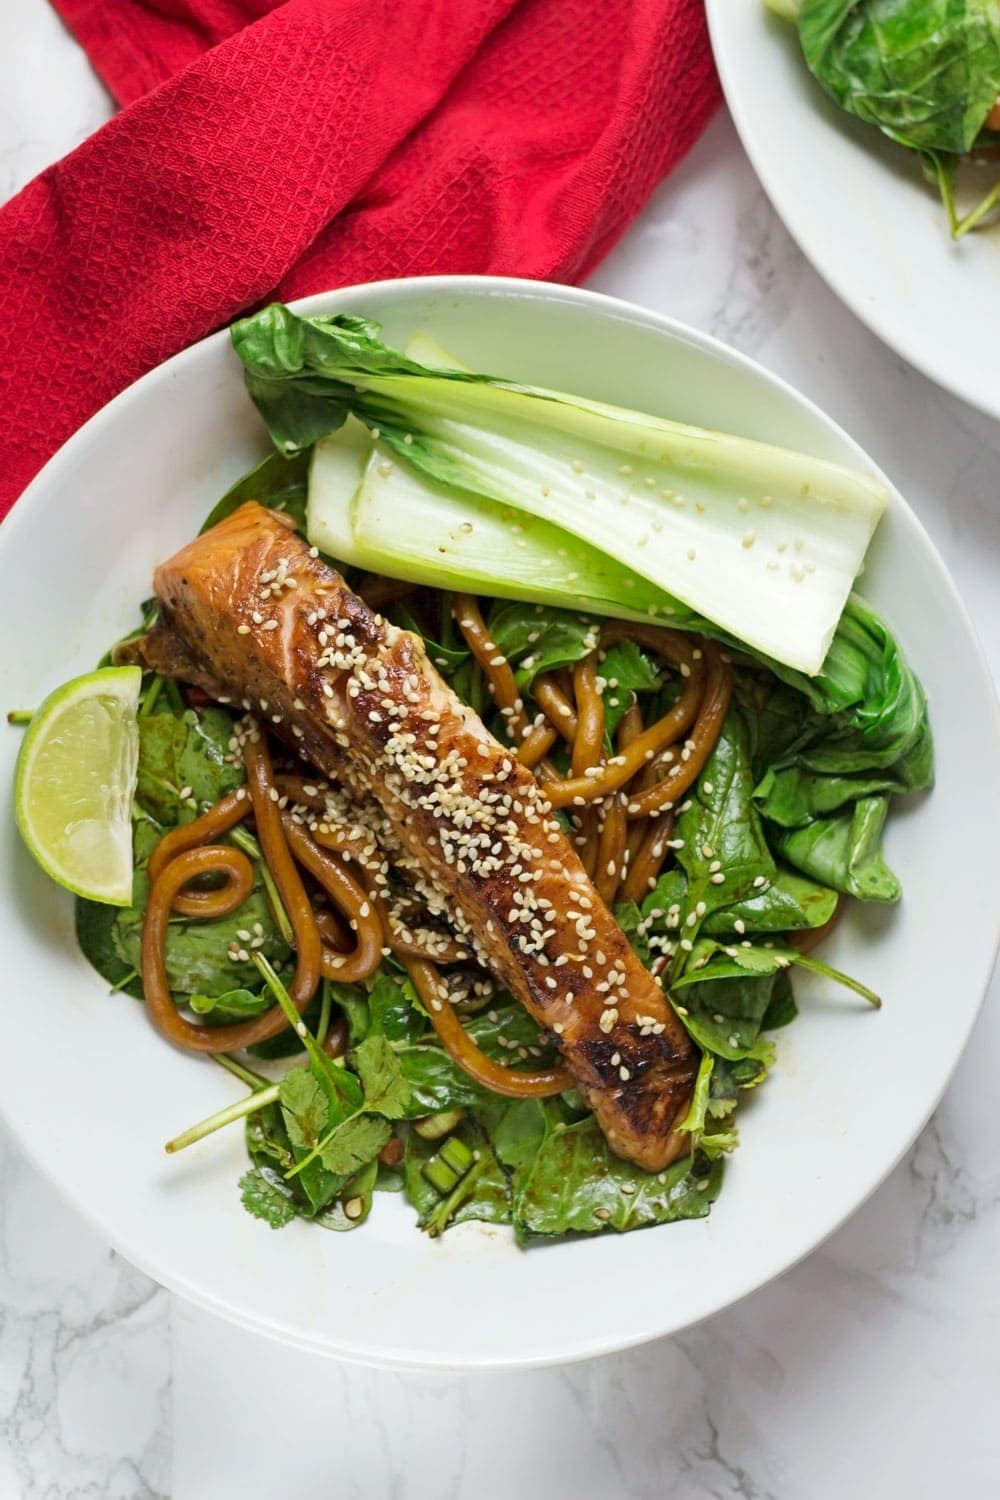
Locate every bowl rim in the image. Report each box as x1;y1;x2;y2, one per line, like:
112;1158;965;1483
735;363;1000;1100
3;273;999;1369
705;0;1000;424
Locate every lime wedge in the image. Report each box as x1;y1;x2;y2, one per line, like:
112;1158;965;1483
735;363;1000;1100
14;667;141;906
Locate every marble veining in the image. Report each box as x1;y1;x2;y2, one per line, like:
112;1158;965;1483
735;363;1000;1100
1;4;999;1496
0;1123;170;1500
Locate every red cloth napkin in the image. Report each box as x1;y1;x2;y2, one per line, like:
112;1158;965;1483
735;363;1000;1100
0;0;718;516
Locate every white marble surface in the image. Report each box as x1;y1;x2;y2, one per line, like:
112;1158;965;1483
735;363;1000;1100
2;2;999;1495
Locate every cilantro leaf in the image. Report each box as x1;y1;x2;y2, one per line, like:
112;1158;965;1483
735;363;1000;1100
354;1034;411;1119
319;1115;392;1175
239;1167;298;1229
599;637;661;736
279;1066;332;1151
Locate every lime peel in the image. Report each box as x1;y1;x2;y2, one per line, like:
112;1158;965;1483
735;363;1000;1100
14;666;141;906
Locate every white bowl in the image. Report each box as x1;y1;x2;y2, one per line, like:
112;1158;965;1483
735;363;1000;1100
2;277;997;1369
707;0;1000;421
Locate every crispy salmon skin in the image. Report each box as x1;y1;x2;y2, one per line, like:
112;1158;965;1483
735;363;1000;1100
144;502;697;1170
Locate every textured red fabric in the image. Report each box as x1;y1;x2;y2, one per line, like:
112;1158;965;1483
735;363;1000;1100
0;0;718;515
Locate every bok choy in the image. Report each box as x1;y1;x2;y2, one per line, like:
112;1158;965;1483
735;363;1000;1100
231;304;887;675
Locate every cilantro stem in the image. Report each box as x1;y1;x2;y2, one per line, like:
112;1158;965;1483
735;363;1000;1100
214;1053;270;1090
251;952;342;1086
316;979;332;1047
109;968;140;993
230;826;294;945
932;152;960;237
138;675;164;718
6;709;33;726
165;1082;279;1154
250;956;368;1182
954;178;1000;239
790;951;881;1008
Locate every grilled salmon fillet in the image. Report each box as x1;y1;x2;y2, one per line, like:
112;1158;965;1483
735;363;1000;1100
142;502;698;1171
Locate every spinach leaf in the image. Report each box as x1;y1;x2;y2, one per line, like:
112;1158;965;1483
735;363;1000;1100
491;1098;548;1172
615;869;687;965
612;899;651;965
366;972;425;1043
466;999;551;1060
391;1000;551;1117
798;0;1000;156
376;1161;406;1194
200;449;311;533
330;982;371;1045
762;970;799;1030
75;895;144;998
771;793;901;901
676;706;776;923
110;819;288;999
393;1045;491;1117
755;762;916;826
403;1119;511;1230
672;944;786;1060
735;674;814;779
189;987;269;1019
512;1118;721;1236
708;1054;772;1118
114;875;286;997
488;602;598;689
136;707;244;825
703;866;837;934
317;1158;380;1232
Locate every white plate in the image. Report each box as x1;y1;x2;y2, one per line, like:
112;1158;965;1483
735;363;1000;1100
2;277;998;1369
707;0;1000;421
